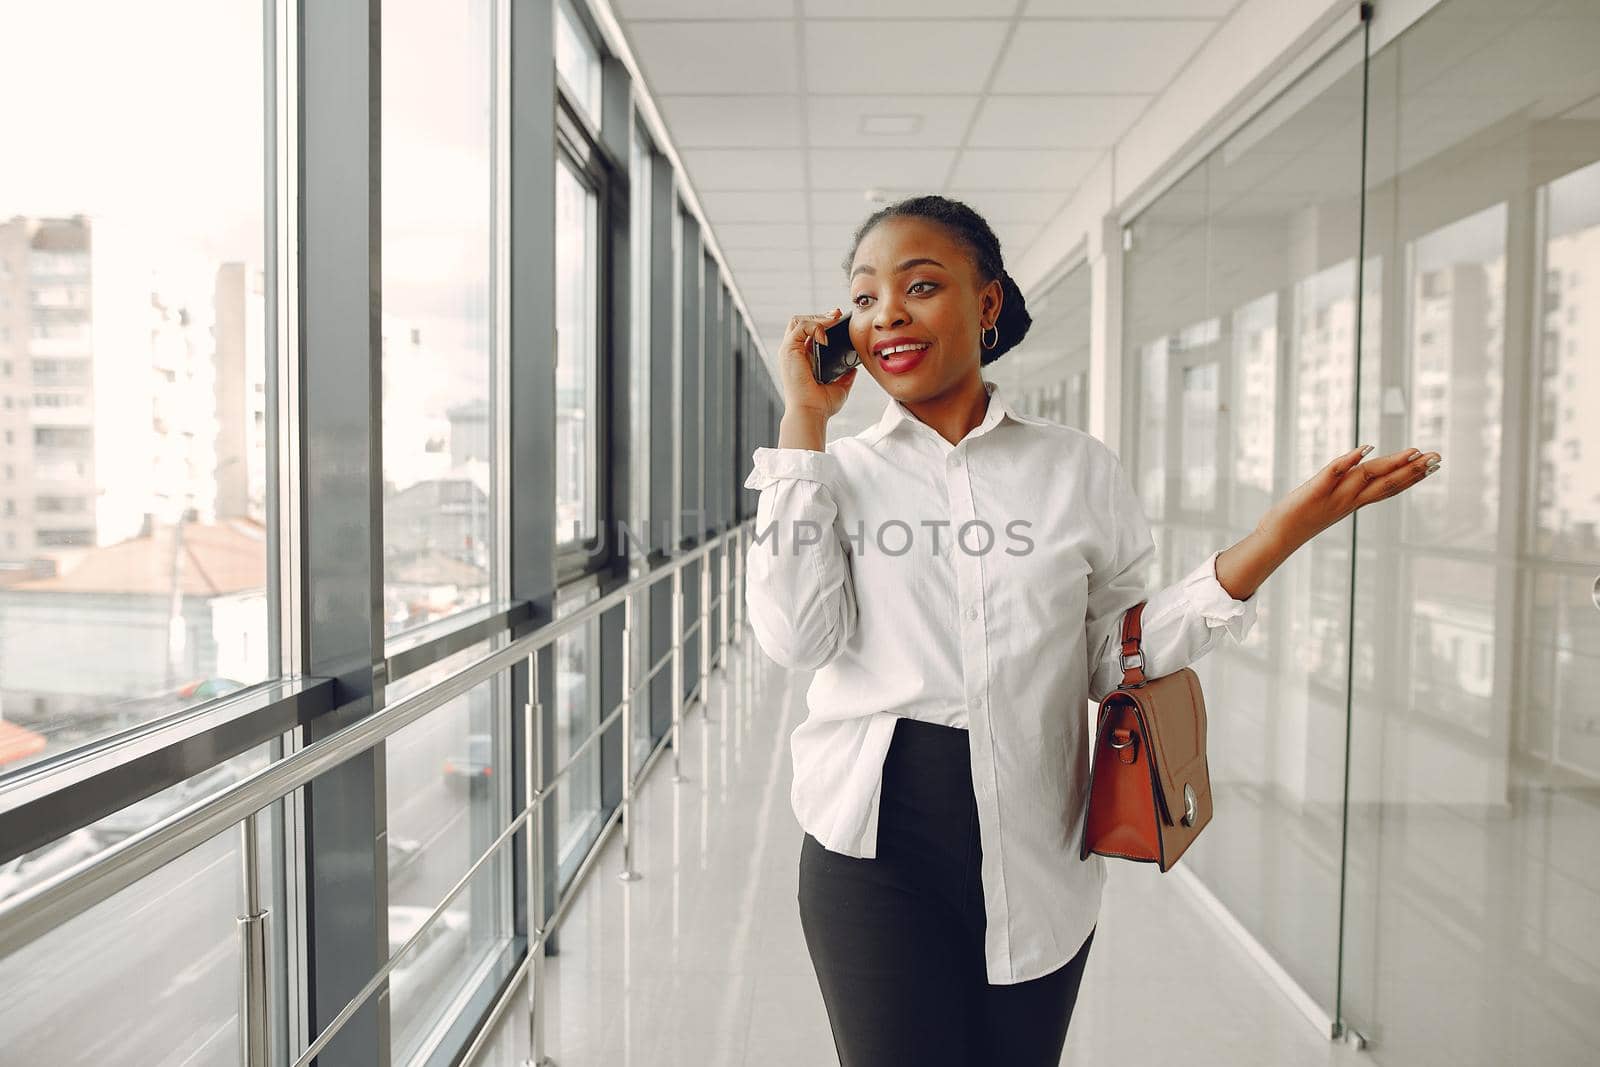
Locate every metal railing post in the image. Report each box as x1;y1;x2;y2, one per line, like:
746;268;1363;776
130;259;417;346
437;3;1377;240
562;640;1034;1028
718;535;731;666
617;590;640;882
731;527;744;644
524;651;553;1067
698;554;712;720
237;815;268;1067
670;566;687;784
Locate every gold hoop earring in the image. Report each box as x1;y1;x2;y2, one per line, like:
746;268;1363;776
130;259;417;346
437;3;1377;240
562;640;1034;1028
980;323;999;351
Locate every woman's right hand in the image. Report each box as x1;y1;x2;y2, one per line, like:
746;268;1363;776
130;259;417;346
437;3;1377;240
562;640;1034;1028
779;308;857;422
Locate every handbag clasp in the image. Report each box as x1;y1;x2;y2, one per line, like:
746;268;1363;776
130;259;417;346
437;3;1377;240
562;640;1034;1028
1108;728;1138;764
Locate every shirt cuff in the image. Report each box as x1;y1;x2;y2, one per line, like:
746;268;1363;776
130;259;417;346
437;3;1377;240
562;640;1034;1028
1179;548;1258;644
744;446;843;493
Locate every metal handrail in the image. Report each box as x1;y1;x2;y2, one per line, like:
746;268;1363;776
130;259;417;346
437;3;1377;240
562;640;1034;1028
0;524;749;962
311;526;744;1062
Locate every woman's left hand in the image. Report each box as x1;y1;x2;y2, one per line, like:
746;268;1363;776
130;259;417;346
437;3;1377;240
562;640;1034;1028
1257;445;1441;552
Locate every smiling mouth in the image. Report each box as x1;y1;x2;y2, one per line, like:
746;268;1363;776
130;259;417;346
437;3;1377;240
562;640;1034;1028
877;343;931;361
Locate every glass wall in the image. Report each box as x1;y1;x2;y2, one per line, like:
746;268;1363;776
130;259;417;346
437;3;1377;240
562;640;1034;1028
381;0;497;636
0;0;274;773
555;153;600;550
1342;1;1600;1062
553;580;604;880
0;827;254;1063
384;645;510;1063
1123;0;1600;1059
986;259;1091;429
1123;30;1368;1014
0;0;774;1062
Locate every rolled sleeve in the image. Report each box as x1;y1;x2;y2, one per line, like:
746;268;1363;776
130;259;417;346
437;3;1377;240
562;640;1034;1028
743;446;857;672
1175;549;1258;645
744;445;844;493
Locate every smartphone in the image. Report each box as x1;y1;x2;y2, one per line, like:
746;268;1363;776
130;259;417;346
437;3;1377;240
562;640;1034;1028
810;312;860;385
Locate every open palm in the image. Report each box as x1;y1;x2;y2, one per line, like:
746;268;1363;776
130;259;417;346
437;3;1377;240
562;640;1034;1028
1258;445;1442;550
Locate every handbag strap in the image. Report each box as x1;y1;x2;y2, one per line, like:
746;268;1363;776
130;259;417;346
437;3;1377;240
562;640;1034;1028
1118;602;1148;688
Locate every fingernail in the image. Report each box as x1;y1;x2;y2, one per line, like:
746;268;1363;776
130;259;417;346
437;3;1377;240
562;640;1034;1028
1426;463;1440;475
1406;448;1421;461
1359;444;1374;457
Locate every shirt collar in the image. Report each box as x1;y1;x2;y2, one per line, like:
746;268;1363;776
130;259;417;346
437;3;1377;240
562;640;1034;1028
869;377;1020;448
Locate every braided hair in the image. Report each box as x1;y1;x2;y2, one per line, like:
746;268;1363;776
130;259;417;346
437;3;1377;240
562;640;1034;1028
840;194;1033;366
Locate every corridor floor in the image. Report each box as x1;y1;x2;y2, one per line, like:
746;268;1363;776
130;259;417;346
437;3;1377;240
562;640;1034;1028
496;629;1368;1066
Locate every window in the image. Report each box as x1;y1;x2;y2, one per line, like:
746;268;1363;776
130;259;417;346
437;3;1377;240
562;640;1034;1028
384;643;511;1065
554;153;600;549
629;117;653;545
554;0;602;129
553;582;603;875
0;0;273;777
381;0;498;638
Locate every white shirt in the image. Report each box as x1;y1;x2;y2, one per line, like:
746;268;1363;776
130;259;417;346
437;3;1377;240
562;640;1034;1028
742;377;1259;985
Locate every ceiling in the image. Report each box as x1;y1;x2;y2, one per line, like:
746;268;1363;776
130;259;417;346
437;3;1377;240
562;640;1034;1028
609;0;1242;433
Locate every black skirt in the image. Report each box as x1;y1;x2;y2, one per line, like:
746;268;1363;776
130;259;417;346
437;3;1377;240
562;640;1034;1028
797;715;1095;1066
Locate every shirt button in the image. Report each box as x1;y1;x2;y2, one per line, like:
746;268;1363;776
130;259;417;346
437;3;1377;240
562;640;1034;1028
966;606;978;621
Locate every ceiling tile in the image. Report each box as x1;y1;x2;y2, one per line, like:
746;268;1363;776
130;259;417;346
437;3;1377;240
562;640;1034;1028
697;189;809;222
968;94;1149;147
727;261;824;279
804;0;1023;18
948;148;1098;189
810;189;923;222
806;95;980;147
811;219;862;255
678;148;807;190
1023;0;1233;15
725;246;813;276
806;147;958;190
939;189;1070;223
737;278;815;297
991;19;1216;93
711;222;812;249
800;21;1010;95
657;94;805;148
993;220;1046;253
618;0;792;16
628;21;799;94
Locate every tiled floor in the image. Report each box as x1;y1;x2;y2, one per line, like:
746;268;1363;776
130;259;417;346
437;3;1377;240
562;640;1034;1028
499;631;1368;1066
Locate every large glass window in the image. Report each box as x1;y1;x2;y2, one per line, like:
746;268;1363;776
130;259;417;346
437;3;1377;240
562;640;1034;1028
629;118;653;549
1124;3;1600;1059
1122;31;1368;1016
384;646;510;1065
0;775;280;1063
0;1;274;775
1342;3;1600;1062
555;155;600;549
554;0;602;131
553;582;603;877
381;0;497;637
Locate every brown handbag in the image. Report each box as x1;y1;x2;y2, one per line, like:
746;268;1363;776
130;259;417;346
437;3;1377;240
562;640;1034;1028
1080;601;1213;872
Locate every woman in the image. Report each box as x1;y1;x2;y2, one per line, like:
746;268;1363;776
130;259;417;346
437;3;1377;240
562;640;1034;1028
741;195;1440;1067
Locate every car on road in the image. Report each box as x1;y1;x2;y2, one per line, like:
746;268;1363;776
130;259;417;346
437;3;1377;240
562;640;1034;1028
388;835;423;886
442;733;493;796
387;905;470;1020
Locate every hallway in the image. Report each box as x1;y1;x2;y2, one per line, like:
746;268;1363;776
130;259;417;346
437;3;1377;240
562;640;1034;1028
504;630;1368;1066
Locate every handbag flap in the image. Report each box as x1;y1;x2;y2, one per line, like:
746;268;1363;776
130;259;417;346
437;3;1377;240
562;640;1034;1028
1121;667;1208;826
